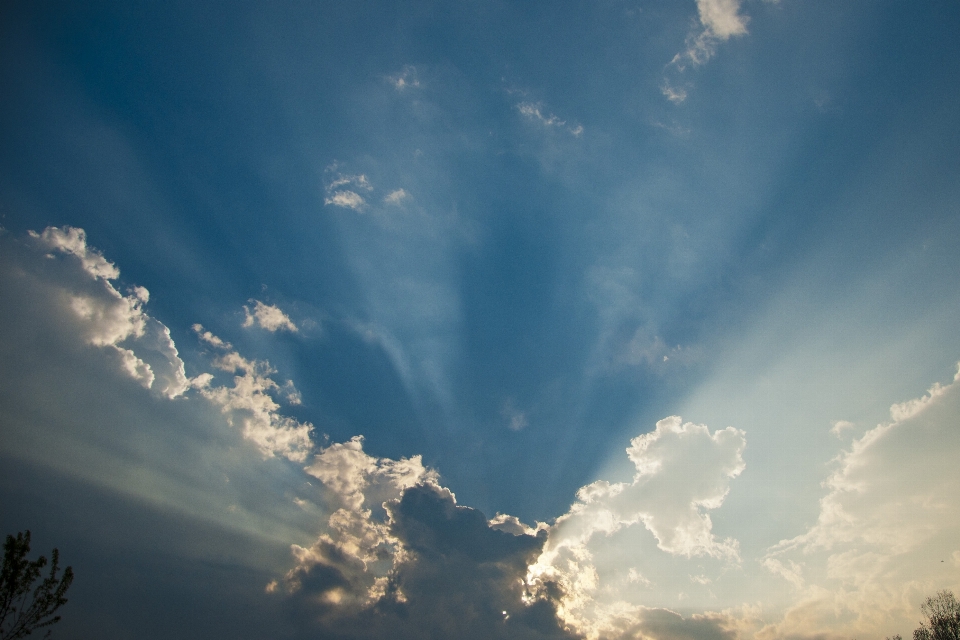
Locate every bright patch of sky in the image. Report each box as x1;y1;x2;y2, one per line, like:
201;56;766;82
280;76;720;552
2;1;960;638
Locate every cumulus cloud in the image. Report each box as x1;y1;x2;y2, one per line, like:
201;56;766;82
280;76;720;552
192;325;312;462
10;226;190;399
697;0;749;40
31;224;120;280
274;437;575;639
242;299;297;333
525;416;746;638
276;436;438;606
761;365;960;639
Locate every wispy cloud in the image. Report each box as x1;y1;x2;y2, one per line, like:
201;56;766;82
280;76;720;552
388;65;420;90
663;0;751;103
660;83;689;105
501;399;529;431
517;102;583;137
383;188;409;205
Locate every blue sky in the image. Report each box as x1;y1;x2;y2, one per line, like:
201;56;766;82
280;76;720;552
2;1;960;638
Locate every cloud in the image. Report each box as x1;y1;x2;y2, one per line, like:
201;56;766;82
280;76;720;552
696;0;749;40
661;83;689;104
32;225;120;279
9;226;190;399
663;0;750;103
325;190;366;211
517;102;583;137
611;326;698;373
518;102;566;127
1;225;569;638
501;398;529;431
525;416;746;638
761;365;960;638
324;165;373;211
0;227;343;640
389;65;420;90
275;437;575;639
634;608;740;640
192;323;231;349
829;420;856;438
384;188;409;205
242;299;297;333
277;436;438;606
191;325;313;462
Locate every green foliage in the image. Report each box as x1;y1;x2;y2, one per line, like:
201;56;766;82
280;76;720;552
913;591;960;640
0;531;74;639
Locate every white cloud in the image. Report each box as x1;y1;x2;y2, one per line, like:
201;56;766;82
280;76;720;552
627;568;653;587
324;190;366;211
243;299;298;333
525;416;746;638
324;165;373;211
192;323;232;349
24;226;189;399
518;102;566;127
761;365;960;639
489;513;544;536
615;327;697;372
31;225;119;280
661;83;689;104
830;419;856;438
663;0;750;103
280;379;302;405
389;65;420;90
384;188;409;205
517;102;583;137
696;0;749;39
328;171;372;192
192;325;313;462
501;399;529;431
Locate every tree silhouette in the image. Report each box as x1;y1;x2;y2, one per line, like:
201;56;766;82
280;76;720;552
0;531;74;639
914;590;960;640
889;591;960;640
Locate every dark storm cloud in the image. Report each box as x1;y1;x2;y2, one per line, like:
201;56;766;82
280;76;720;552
282;482;579;640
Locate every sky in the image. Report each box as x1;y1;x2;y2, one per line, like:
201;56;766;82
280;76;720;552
1;0;959;638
